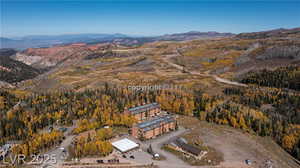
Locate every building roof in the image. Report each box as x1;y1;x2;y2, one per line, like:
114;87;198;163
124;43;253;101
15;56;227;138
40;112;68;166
137;114;175;132
174;138;201;156
128;103;160;115
111;138;139;153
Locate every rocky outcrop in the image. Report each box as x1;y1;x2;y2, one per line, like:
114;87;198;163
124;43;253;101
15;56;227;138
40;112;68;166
13;53;43;65
14;43;121;68
0;49;41;83
15;44;93;68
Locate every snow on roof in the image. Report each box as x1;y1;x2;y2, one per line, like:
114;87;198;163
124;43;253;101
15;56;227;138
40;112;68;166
111;138;139;153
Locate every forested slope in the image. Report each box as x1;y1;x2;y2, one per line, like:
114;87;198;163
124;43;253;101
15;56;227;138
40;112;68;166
0;49;41;83
1;83;299;160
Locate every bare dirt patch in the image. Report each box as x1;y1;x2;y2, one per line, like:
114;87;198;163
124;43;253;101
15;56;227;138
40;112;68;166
178;116;299;168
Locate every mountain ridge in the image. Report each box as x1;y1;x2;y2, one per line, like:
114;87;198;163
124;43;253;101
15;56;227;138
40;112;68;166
0;48;41;84
0;31;234;49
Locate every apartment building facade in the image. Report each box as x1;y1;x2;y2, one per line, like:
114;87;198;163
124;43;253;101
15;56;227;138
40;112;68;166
124;103;161;123
131;114;176;140
126;103;176;140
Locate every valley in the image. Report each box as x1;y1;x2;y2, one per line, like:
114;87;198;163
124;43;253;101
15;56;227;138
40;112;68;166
0;28;300;168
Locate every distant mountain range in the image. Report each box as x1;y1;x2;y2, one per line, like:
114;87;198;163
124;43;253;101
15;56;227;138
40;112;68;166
0;27;299;86
0;31;234;49
236;27;300;39
157;31;234;41
0;33;128;49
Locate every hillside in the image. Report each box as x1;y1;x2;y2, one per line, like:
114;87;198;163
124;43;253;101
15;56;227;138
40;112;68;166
1;27;300;167
12;27;299;92
179;116;300;168
236;27;300;39
0;49;41;84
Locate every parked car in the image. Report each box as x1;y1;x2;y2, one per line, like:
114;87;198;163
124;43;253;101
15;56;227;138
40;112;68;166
96;160;104;163
245;159;252;165
59;127;67;132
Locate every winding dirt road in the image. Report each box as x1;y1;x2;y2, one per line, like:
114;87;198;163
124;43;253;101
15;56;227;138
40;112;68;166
162;52;247;87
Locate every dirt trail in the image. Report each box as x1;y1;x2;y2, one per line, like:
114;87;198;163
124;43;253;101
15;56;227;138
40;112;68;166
213;75;248;87
162;52;248;87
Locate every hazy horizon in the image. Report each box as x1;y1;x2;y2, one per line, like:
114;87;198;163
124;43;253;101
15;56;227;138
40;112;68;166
1;0;300;37
2;27;300;39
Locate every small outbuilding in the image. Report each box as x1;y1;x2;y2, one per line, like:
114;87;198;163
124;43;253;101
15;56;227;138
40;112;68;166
111;138;139;153
174;138;202;156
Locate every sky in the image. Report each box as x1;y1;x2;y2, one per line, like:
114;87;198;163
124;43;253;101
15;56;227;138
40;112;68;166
1;0;300;37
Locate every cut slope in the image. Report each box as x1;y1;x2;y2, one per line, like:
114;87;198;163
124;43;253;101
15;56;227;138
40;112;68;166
0;49;41;83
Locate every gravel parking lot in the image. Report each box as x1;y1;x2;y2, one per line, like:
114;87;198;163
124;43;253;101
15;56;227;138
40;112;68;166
130;127;193;168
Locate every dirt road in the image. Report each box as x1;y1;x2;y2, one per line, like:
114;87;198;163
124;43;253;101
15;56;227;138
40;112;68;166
40;123;77;168
212;75;248;87
163;52;248;87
